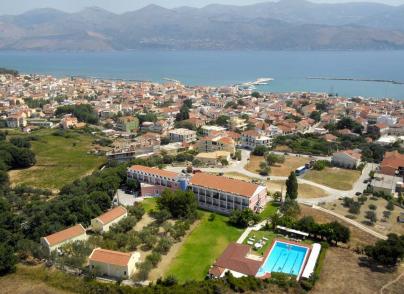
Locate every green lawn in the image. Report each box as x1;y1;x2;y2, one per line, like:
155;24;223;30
242;230;277;255
260;202;280;220
166;212;243;283
142;197;158;212
303;167;361;190
8;129;105;190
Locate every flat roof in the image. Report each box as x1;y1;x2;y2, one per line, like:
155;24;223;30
301;243;321;279
276;225;309;237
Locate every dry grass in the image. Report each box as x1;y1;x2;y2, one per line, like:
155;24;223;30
303;167;361;190
267;180;327;199
245;155;309;177
323;197;404;236
312;247;404;294
0;270;72;294
299;205;378;247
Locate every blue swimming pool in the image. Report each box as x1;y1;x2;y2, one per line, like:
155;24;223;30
257;241;308;277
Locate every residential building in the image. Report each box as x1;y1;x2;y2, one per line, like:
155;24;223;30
195;151;231;166
116;116;139;133
240;130;271;150
379;151;404;176
229;117;248;131
169;128;197;143
201;125;226;136
91;206;128;233
189;173;267;214
89;248;140;279
127;165;180;196
60;114;78;129
196;135;235;154
331;150;361;169
41;224;87;254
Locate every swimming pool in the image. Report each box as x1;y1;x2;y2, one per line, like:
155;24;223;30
257;241;309;278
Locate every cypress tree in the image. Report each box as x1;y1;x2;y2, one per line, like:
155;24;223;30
285;171;298;200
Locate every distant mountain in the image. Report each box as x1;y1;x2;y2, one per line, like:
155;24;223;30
1;0;404;51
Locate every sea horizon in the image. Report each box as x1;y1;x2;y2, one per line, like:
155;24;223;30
1;50;404;99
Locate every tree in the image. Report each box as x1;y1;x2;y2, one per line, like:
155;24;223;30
272;191;282;202
259;161;270;176
157;189;198;220
55;104;98;124
251;92;261;98
365;234;404;267
229;209;260;228
176;105;190;121
215;115;230;127
365;210;377;225
285;172;298;200
309;111;321;122
252;145;268;156
0;243;17;276
265;152;285;166
386;201;395;211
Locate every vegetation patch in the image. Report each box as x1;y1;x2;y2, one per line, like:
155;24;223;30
166;212;243;282
303;167;361;190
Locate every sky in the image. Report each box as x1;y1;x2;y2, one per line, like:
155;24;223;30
1;0;404;14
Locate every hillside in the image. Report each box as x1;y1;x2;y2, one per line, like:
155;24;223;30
0;0;404;50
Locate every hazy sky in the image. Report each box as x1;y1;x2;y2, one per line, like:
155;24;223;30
1;0;404;14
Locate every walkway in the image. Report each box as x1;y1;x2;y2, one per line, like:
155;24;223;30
236;220;267;244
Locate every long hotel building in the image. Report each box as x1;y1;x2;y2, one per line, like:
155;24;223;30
128;165;267;214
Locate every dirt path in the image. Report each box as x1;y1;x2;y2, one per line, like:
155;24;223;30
134;213;154;232
148;220;201;282
380;269;404;294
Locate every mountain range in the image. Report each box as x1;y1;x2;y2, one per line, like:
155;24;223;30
1;0;404;51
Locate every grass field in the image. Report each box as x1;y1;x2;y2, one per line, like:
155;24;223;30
166;211;243;282
243;230;277;255
8;129;105;191
303;167;361;190
267;180;327;199
141;197;158;212
246;155;309;177
260;202;280;220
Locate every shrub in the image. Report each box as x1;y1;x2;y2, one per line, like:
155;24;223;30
386;201;395;211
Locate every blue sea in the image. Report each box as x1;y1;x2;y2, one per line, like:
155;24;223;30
0;50;404;99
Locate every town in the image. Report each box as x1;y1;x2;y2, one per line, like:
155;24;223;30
0;70;404;293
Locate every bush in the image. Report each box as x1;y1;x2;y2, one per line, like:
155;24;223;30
229;209;260;228
146;251;162;267
386;201;395;211
208;213;216;222
312;160;330;171
368;204;377;210
252;145;268;156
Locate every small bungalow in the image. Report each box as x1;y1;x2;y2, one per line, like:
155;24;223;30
89;248;140;279
91;206;128;233
41;224;87;254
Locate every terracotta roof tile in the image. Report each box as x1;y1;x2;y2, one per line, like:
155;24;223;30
190;173;261;198
89;248;132;267
44;224;86;246
130;165;178;179
96;206;127;225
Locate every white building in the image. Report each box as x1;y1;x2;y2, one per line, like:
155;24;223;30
201;125;227;136
89;248;140;279
331;150;361;169
169;128;197;143
41;224;87;254
240;130;271;150
91;206;128;233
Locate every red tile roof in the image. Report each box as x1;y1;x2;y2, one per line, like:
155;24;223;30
129;165;178;179
43;224;86;246
89;248;132;267
213;243;261;276
190;173;261;198
96;206;127;225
